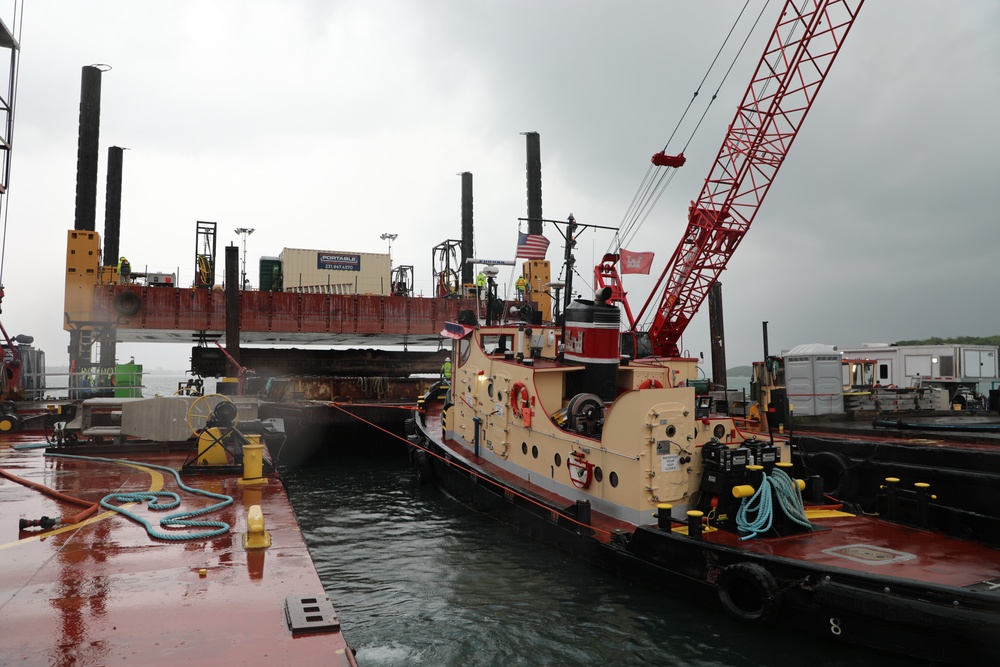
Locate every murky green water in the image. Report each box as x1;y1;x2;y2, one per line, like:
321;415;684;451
282;440;922;667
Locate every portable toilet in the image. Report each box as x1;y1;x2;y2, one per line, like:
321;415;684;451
782;344;844;416
114;362;143;398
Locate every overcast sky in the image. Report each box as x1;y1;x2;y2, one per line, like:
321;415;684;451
1;1;997;373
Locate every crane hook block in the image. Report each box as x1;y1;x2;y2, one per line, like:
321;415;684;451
651;151;686;168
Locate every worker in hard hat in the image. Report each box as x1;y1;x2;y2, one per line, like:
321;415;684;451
117;257;132;284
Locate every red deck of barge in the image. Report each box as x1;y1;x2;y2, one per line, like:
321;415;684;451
0;432;357;666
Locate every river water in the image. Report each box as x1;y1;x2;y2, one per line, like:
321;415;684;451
282;440;921;667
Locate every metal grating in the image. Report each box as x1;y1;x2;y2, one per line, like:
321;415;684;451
284;595;340;634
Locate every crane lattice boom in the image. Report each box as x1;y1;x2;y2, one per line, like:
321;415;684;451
636;0;864;357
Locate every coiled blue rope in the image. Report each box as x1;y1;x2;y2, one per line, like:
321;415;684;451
46;452;233;541
736;468;813;539
736;475;773;540
770;467;813;530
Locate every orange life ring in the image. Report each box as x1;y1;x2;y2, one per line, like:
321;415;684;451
510;382;530;419
638;378;664;389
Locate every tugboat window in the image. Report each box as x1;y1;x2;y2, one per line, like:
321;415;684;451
522;442;528;455
487;382;494;398
666;425;676;437
459;338;471;366
609;471;619;488
531;445;539;459
554;453;562;467
594;466;603;483
713;424;726;439
497;390;503;402
481;334;513;355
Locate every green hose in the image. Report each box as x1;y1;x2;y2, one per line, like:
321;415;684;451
46;452;232;541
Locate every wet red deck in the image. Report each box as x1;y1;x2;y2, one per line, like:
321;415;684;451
0;433;357;666
705;513;1000;586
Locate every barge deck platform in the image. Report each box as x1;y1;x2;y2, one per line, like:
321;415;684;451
0;431;357;666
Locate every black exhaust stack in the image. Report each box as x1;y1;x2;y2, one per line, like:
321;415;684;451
461;171;473;287
525;131;542;234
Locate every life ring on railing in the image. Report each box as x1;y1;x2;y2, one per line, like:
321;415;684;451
567;451;595;489
806;451;858;500
716;562;781;624
510;382;530;419
113;291;141;316
638;378;664;389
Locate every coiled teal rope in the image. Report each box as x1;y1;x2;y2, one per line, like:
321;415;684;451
46;452;233;540
770;467;813;530
736;468;813;539
736;475;773;540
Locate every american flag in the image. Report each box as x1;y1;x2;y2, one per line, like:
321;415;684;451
515;232;550;260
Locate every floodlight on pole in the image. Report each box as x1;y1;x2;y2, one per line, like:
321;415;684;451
380;232;398;264
234;227;255;290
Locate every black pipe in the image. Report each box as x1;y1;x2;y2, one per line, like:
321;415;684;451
708;282;727;391
74;66;103;232
225;244;241;375
103;146;123;264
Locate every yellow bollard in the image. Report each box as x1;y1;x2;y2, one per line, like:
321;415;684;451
239;437;269;486
243;504;272;549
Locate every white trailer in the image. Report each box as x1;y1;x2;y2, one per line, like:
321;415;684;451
278;248;391;295
839;343;998;405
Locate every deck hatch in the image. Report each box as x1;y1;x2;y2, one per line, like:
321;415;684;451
821;544;916;565
284;594;340;634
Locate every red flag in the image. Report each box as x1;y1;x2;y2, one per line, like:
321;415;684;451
516;232;550;260
620;249;654;275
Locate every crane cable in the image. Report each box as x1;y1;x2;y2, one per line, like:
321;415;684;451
613;0;773;256
0;0;23;290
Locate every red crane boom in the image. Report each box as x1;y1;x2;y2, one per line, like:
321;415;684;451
634;0;864;357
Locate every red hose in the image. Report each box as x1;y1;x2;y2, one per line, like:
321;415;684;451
0;466;100;525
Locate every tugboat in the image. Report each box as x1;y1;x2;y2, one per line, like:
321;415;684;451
408;291;1000;663
406;3;998;660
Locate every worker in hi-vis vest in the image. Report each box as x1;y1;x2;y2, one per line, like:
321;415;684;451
117;257;131;284
476;271;486;300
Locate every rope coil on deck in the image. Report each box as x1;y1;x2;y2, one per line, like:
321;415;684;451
736;468;812;540
46;453;233;540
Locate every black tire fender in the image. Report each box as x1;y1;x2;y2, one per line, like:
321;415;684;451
716;562;781;624
113;291;141;316
414;448;435;485
806;451;858;500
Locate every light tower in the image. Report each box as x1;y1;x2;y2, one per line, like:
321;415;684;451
234;227;255;289
380;232;398;260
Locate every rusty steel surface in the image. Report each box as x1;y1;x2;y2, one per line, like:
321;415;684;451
0;433;357;666
93;284;476;346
